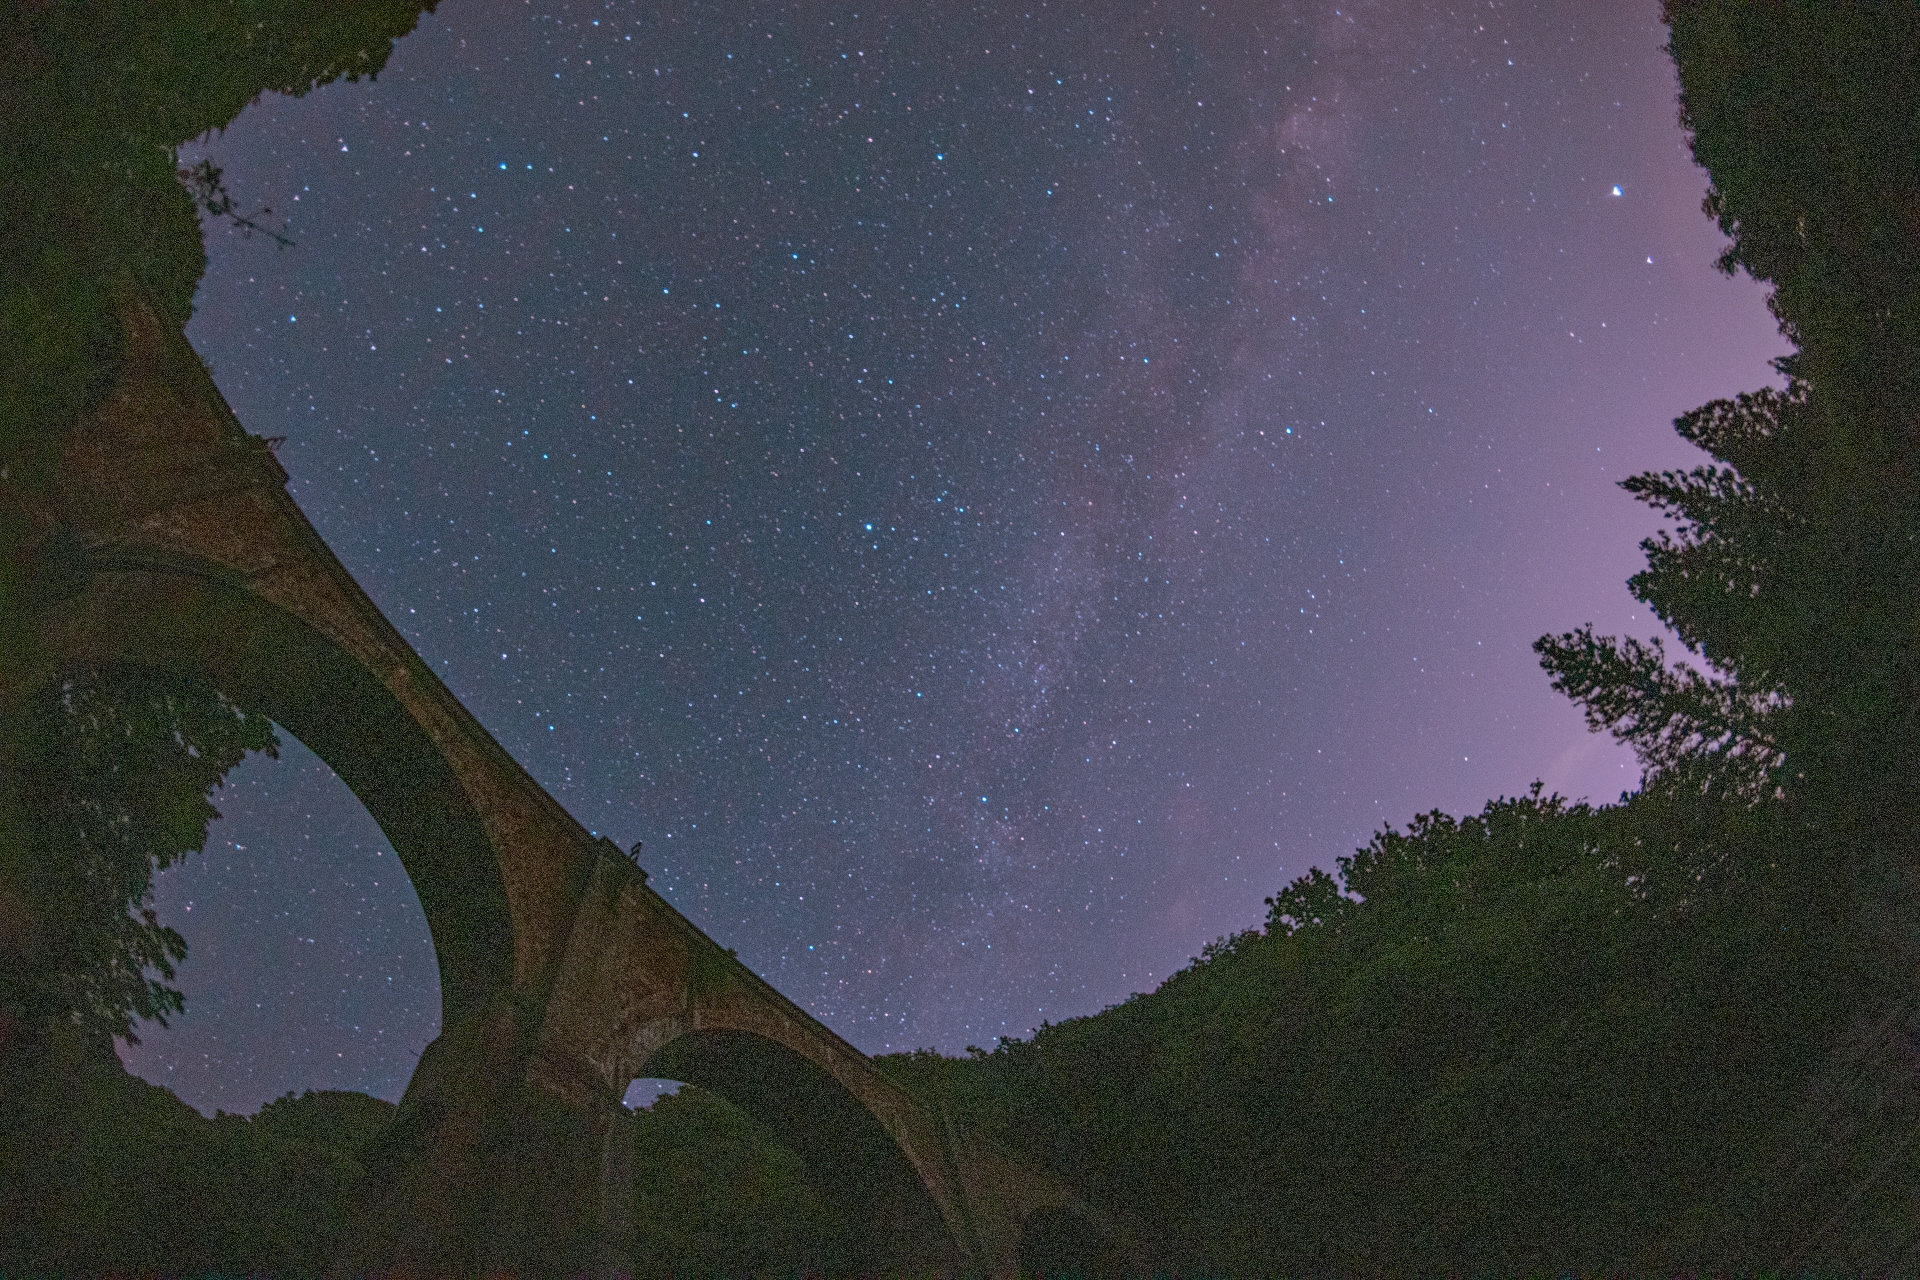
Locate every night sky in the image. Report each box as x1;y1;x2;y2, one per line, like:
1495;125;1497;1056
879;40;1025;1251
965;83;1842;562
120;0;1784;1115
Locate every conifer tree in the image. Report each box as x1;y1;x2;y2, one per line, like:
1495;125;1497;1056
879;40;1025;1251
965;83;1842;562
1537;3;1920;836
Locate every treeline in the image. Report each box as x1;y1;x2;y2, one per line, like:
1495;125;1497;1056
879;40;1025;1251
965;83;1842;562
883;786;1918;1272
1;1031;394;1276
1;1036;853;1279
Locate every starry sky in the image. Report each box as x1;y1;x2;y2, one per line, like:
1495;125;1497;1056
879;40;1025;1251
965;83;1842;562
119;0;1785;1115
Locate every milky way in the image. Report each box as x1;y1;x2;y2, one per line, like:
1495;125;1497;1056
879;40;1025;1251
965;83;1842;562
120;0;1783;1113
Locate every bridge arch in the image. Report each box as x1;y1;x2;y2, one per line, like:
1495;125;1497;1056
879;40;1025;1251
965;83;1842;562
23;566;515;1026
526;850;994;1269
633;1026;962;1273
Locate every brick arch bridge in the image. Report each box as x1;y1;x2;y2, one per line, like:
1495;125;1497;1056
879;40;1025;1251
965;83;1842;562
9;288;1110;1275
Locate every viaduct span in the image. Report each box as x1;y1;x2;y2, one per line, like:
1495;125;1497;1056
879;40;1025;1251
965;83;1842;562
8;286;1098;1274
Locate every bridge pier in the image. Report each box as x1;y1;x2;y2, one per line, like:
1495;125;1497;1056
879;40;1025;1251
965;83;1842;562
325;997;608;1275
324;997;650;1277
597;1103;638;1277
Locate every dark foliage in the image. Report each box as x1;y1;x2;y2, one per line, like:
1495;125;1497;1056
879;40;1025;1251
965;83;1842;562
883;784;1919;1273
0;0;438;482
0;1027;396;1278
0;1061;875;1279
629;1084;862;1277
0;665;276;1046
1538;3;1920;835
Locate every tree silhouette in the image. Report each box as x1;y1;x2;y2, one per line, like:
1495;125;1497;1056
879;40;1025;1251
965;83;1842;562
1538;3;1920;837
0;667;276;1047
1;0;438;489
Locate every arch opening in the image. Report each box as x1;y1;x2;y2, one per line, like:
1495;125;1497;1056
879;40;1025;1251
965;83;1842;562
614;1071;856;1276
117;730;442;1114
636;1028;960;1274
621;1077;681;1110
32;569;518;1030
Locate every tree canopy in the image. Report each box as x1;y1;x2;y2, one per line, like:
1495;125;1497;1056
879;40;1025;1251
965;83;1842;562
0;666;277;1048
0;0;439;487
1540;2;1920;838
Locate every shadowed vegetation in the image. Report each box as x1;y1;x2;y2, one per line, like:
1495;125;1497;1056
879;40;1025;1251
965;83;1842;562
0;1037;396;1278
0;0;438;478
0;666;278;1047
628;1084;863;1277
